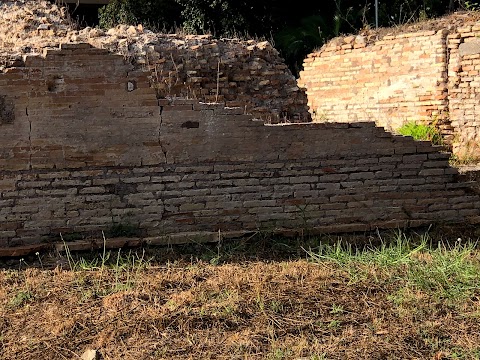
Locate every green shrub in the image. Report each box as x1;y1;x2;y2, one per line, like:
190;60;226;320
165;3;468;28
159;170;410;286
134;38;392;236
98;0;181;31
398;121;442;145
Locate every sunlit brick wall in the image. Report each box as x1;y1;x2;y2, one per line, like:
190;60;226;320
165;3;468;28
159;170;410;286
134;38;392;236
298;30;449;132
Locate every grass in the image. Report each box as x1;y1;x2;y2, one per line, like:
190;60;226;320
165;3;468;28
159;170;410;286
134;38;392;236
449;151;480;166
64;234;151;299
398;120;443;145
305;230;480;303
8;290;33;308
1;229;480;359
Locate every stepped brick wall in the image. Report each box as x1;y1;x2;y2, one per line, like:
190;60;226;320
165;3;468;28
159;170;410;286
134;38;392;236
298;17;480;160
1;44;479;250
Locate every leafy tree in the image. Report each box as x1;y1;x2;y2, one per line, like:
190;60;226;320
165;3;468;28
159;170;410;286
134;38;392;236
274;15;329;76
174;0;247;35
99;0;181;31
174;0;280;37
376;0;450;25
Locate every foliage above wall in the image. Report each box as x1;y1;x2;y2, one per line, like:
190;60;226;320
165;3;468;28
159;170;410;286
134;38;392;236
96;0;480;75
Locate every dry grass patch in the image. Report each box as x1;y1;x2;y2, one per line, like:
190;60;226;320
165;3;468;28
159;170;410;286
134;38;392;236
1;231;480;359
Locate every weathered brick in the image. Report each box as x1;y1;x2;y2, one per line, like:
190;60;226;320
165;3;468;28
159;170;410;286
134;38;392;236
137;183;165;192
85;195;117;203
243;200;277;208
122;176;151;183
0;231;17;238
248;206;283;214
349;172;375;180
165;182;195;190
53;179;92;187
318;174;349;182
93;178;119;186
403;154;428;163
79;186;105;195
181;189;211;197
17;180;51;189
220;172;250;179
290;176;318;184
419;169;445;176
35;188;77;196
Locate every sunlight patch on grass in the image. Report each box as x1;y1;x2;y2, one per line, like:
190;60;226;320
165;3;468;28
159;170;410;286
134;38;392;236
306;231;480;303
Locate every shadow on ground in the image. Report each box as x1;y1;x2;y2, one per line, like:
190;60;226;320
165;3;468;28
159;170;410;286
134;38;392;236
2;222;479;271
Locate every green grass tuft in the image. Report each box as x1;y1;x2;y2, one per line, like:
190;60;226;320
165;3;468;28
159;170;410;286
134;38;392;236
398;121;443;145
306;231;480;303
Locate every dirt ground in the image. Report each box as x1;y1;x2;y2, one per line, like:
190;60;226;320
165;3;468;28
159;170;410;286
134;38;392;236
1;233;480;360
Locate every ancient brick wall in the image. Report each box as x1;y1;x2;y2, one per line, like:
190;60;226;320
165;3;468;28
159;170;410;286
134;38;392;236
298;30;449;132
1;44;479;249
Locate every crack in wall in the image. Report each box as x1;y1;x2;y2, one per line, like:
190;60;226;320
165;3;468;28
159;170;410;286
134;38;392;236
28;117;32;170
157;102;168;163
25;105;33;169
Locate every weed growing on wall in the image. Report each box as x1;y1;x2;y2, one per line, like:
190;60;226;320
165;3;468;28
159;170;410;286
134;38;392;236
398;121;442;145
450;153;480;166
450;139;480;165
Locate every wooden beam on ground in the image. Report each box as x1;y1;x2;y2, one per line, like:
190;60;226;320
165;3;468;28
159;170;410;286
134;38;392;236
0;244;51;257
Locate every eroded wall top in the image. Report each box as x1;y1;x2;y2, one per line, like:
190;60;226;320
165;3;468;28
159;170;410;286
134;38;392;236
0;0;310;122
315;12;480;51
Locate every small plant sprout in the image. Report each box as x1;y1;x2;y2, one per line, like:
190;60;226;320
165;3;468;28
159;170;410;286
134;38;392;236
18;258;28;270
61;233;75;271
330;303;344;315
398;121;442;145
35;252;43;269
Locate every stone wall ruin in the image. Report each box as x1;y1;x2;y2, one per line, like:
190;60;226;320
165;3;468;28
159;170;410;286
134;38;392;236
1;43;479;251
1;1;480;253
